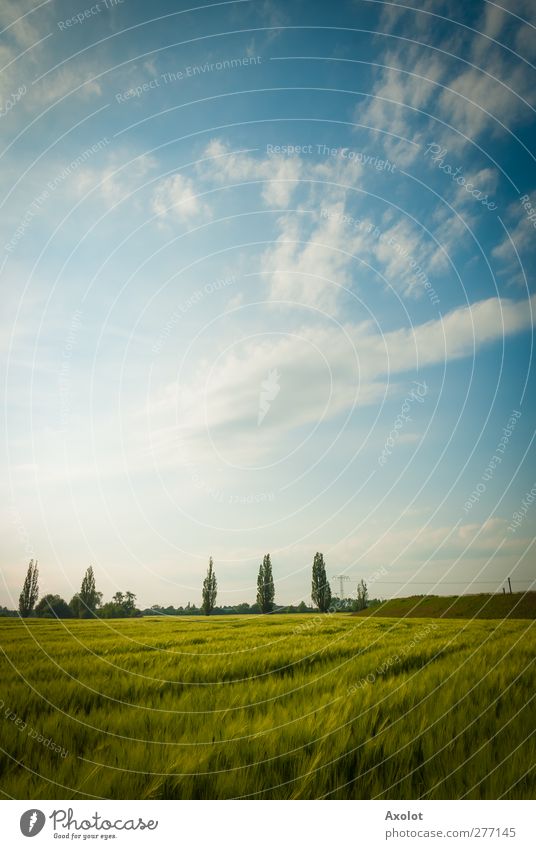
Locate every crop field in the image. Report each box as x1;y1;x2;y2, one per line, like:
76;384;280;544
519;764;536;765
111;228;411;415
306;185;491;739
0;614;534;800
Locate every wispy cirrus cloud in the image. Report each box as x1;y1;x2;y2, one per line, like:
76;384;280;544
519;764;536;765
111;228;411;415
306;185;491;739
144;291;535;467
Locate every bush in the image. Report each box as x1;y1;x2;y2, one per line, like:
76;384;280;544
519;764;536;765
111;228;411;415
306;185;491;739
35;594;73;619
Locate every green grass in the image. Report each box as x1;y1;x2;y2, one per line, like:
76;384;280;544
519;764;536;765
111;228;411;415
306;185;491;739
355;591;536;620
0;614;534;799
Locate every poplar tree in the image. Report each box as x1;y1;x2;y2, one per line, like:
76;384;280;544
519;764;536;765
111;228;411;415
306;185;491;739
311;552;331;613
257;553;275;613
356;579;369;611
202;557;217;615
18;559;39;617
79;566;102;617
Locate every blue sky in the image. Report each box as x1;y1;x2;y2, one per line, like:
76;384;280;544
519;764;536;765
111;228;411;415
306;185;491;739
1;0;535;608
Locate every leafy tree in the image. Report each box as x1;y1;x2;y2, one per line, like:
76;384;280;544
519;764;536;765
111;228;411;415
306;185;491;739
98;602;116;618
256;553;275;613
18;559;39;617
35;594;72;619
330;596;354;612
99;590;139;619
201;557;217;615
124;591;136;613
356;579;369;611
69;594;83;617
78;566;102;618
311;552;331;613
297;600;308;613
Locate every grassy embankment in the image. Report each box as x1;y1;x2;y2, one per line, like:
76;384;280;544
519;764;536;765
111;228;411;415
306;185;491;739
354;591;536;620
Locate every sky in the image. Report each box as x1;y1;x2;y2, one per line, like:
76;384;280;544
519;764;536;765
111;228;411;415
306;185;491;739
1;0;535;609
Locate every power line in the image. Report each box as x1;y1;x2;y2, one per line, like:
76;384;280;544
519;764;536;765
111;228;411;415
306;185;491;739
330;575;534;598
333;574;350;598
333;576;532;585
369;580;532;585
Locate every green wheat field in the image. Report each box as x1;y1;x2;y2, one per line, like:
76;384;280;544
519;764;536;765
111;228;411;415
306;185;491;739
0;614;534;799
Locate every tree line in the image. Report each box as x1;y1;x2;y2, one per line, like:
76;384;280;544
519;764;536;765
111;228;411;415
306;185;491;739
196;551;369;615
16;561;140;619
11;554;371;619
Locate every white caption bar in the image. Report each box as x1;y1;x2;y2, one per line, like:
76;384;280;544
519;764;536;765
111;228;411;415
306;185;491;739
2;800;534;848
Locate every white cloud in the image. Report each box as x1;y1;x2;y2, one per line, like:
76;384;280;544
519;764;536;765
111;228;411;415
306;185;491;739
399;291;535;364
438;62;533;139
187;139;485;315
198;138;366;210
260;194;460;311
515;22;536;60
144;291;535;468
260;203;370;312
0;0;104;138
0;0;43;51
397;432;421;445
151;173;207;222
493;192;536;270
354;51;446;165
37;67;102;105
331;516;528;574
452;167;498;207
199;139;304;207
355;4;535;164
193;141;370;311
72;152;157;209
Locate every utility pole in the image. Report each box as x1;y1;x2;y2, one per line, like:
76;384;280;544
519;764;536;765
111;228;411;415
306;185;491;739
334;574;350;600
502;587;506;594
508;577;512;594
